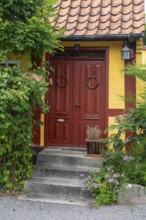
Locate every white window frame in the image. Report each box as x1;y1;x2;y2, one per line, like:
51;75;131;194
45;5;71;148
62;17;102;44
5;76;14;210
0;60;20;67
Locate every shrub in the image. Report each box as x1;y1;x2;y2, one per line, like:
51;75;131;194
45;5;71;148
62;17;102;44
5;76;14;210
81;167;126;206
82;149;146;207
0;65;48;191
103;149;146;186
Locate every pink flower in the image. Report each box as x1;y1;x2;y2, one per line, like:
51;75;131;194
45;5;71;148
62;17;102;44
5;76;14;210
108;178;114;183
92;183;99;189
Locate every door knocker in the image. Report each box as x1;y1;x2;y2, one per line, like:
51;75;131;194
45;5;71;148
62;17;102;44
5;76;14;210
86;76;99;90
56;73;68;88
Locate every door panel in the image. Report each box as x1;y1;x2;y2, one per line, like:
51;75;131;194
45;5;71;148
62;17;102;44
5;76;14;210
48;61;73;145
47;59;106;146
74;61;105;145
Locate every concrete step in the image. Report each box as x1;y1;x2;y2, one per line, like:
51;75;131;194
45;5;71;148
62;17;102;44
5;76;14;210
22;147;103;206
45;146;87;152
19;193;91;206
24;177;90;199
37;148;103;168
32;163;100;179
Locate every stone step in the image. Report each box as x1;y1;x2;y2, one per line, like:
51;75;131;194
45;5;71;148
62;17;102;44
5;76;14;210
22;147;103;206
32;163;100;179
37;148;103;168
45;147;87;153
19;193;90;206
24;177;90;199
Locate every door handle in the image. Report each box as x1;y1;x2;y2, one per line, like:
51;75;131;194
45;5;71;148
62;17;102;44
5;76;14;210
75;104;81;108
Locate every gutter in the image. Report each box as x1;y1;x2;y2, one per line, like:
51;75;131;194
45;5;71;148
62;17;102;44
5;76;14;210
60;33;144;41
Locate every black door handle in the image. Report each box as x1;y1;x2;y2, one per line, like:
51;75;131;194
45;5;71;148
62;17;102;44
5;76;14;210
75;104;81;108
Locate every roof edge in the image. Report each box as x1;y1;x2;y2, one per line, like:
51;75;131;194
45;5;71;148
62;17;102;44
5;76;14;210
60;33;144;41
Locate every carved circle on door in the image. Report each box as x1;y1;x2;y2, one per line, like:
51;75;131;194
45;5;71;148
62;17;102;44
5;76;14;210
86;76;99;90
56;74;68;88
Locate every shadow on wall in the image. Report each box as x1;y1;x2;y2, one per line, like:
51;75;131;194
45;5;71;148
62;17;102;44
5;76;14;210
31;146;44;165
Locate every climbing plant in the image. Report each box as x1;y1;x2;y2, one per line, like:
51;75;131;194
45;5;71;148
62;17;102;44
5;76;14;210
0;0;62;191
0;0;62;58
0;65;50;190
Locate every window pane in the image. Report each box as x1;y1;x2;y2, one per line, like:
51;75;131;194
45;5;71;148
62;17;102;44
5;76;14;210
54;51;105;58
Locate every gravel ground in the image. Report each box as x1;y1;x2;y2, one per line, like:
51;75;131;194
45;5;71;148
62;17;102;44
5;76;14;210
0;195;146;220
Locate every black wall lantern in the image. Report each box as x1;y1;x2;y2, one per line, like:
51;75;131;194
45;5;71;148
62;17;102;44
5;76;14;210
74;44;80;50
121;42;132;60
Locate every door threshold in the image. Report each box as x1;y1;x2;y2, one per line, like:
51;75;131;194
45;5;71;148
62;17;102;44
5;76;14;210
47;146;86;152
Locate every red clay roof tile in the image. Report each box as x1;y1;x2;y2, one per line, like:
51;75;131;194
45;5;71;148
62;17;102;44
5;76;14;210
52;0;144;37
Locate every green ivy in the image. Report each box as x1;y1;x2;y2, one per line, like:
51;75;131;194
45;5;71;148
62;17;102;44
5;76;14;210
0;65;48;191
0;0;63;59
0;0;62;192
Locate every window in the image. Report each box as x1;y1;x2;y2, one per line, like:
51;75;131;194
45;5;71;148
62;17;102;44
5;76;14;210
54;50;106;58
0;60;20;67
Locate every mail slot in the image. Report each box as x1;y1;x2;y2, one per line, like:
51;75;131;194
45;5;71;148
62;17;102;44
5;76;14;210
58;119;65;122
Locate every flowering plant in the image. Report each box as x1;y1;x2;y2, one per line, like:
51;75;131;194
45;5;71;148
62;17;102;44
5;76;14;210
81;148;146;207
104;150;146;186
81;167;126;206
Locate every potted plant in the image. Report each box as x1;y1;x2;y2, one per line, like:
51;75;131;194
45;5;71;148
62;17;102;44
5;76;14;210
86;125;103;155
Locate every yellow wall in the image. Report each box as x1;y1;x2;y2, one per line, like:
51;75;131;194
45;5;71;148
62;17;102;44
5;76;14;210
108;38;145;141
40;113;45;146
108;117;117;137
108;42;125;109
142;48;146;64
136;39;146;102
8;52;31;71
108;116;125;140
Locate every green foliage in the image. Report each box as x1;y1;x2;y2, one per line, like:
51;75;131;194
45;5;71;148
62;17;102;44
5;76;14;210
104;64;146;158
103;149;146;186
81;167;126;207
82;148;146;207
0;0;62;58
102;63;146;189
143;14;146;46
0;0;62;191
0;65;49;191
105;109;146;156
143;28;146;46
0;0;43;21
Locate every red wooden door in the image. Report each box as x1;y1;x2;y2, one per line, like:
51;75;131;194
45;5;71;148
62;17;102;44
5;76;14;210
46;59;106;146
73;60;105;145
47;60;73;145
